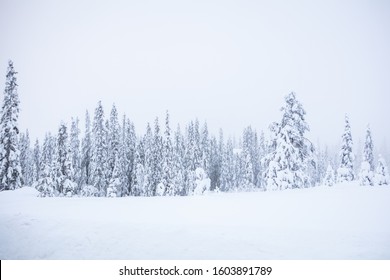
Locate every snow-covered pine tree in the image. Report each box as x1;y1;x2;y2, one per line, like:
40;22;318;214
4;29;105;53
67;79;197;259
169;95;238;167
32;139;41;183
241;127;255;190
143;123;153;196
107;104;121;184
323;163;335;187
150;117;163;196
257;131;266;190
133;138;146;196
80;110;92;187
162;111;174;196
54;123;75;196
194;119;202;168
0;60;22;191
19;130;33;186
375;154;389;185
359;125;374;186
91;101;108;196
337;115;355;183
220;138;233;191
107;153;121;197
119;116;136;196
263;92;314;191
173;124;185;195
70;117;81;190
200;122;211;175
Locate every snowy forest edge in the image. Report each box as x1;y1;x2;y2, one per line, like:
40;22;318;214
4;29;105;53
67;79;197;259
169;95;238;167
1;60;389;197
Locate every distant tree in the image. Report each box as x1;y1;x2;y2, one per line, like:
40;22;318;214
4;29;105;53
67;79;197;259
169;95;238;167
119;116;136;196
150;117;163;195
337;115;355;183
32;139;41;182
70;118;81;188
0;60;22;191
107;104;121;183
162;111;174;196
359;125;374;186
80;110;92;186
375;154;389;185
323;164;335;187
54;123;75;196
19;130;33;186
91;101;108;196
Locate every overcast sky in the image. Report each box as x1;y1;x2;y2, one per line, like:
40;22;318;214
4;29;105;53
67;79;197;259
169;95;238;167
1;0;389;152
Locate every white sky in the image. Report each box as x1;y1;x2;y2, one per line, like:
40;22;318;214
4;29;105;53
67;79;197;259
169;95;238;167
1;0;389;151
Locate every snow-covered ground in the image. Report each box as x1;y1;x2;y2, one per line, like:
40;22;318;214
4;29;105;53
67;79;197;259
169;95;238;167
0;183;389;260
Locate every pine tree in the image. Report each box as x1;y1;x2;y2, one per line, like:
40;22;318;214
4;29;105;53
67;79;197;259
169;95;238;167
119;116;136;196
173;124;185;195
107;154;121;197
91;101;108;196
143;123;153;196
241;127;255;190
162;111;174;196
133;138;146;196
264;92;314;190
150;117;163;195
80;110;92;187
323;163;335;186
375;154;389;185
337;115;355;183
107;104;121;183
54;123;75;196
359;125;374;186
0;60;22;191
19;130;33;186
32;139;41;183
70;118;81;189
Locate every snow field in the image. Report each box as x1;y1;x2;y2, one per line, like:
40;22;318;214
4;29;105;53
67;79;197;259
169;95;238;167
0;182;389;259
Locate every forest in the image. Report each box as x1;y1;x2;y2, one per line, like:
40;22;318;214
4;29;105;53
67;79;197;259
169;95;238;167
1;60;389;197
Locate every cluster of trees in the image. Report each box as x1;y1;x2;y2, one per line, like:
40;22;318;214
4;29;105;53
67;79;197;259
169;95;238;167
322;116;390;187
1;61;389;196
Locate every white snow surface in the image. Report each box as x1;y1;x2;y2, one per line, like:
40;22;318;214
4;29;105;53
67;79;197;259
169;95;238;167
1;182;389;260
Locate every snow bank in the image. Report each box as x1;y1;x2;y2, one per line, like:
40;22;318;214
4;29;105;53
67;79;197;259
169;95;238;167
0;184;389;259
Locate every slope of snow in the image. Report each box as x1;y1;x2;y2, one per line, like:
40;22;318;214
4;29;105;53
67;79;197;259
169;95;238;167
0;183;389;259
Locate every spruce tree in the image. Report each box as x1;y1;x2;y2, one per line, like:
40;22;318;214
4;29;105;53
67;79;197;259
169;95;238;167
162;111;174;195
337;115;355;183
19;130;33;186
80;110;92;186
0;60;22;191
264;92;314;190
359;125;374;186
91;101;108;196
70;118;81;188
323;163;335;186
375;154;389;185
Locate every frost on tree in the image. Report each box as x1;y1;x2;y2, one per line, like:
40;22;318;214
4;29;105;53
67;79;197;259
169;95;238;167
263;92;314;191
323;164;335;187
337;115;355;183
359;125;374;186
375;155;389;185
0;61;22;191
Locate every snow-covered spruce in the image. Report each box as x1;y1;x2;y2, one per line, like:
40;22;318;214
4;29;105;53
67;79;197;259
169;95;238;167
0;60;22;191
263;92;314;191
323;164;335;187
337;115;355;183
359;125;375;186
375;155;389;185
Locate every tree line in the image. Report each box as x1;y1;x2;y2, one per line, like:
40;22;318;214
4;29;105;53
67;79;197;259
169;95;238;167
1;61;389;196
